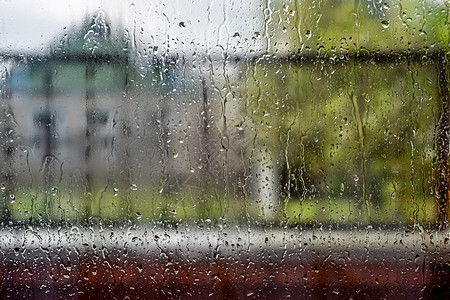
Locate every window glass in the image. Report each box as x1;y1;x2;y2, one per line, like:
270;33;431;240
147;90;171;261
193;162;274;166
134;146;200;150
0;0;448;298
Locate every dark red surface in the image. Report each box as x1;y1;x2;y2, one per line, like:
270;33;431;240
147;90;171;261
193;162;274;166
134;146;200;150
0;251;448;299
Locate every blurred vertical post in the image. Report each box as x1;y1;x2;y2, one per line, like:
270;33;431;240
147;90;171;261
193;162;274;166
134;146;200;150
201;77;211;188
0;61;14;223
437;55;449;229
84;58;96;221
40;68;57;221
117;53;132;223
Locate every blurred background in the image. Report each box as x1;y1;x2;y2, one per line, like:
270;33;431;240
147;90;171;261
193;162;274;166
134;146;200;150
0;0;448;228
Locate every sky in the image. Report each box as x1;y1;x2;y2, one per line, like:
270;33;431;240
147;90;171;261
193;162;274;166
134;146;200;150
0;0;264;57
0;0;93;53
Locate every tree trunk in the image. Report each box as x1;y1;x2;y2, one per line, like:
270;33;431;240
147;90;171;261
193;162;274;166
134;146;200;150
437;56;449;229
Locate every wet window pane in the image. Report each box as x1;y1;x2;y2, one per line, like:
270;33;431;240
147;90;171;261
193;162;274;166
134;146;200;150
0;0;449;298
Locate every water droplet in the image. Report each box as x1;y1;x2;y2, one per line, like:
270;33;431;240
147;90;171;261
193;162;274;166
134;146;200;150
305;30;311;39
381;20;390;28
130;184;137;191
113;188;119;196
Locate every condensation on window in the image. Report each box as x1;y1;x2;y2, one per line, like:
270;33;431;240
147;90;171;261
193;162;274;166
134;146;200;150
0;0;448;298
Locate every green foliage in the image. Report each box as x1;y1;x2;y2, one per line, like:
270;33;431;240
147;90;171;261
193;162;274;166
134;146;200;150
244;57;441;226
269;0;449;55
52;12;129;59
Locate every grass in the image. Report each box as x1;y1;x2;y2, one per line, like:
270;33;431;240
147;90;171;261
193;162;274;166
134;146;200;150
5;185;440;228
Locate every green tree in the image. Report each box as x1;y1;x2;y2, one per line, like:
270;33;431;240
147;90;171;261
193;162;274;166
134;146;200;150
242;0;448;227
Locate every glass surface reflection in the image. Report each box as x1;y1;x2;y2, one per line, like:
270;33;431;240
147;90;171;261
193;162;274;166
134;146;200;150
0;0;448;298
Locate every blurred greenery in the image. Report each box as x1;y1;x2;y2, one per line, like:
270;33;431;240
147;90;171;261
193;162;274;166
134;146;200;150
244;59;441;226
269;0;449;56
239;0;448;227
